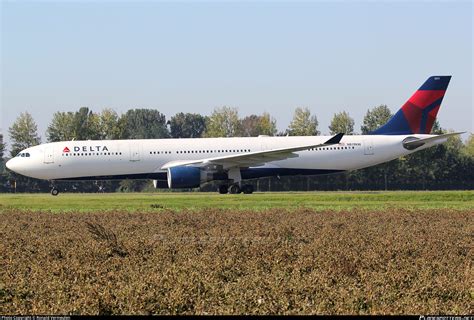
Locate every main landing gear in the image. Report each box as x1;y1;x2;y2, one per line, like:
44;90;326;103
219;168;253;194
218;184;254;194
218;184;228;194
241;184;254;194
228;184;240;194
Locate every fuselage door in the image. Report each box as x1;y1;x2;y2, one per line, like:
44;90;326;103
130;143;140;162
44;146;54;163
364;139;374;155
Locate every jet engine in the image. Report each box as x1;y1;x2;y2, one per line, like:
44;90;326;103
167;166;201;188
166;165;228;189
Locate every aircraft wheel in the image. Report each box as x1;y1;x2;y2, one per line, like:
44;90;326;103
228;184;241;194
242;184;254;194
51;188;59;196
218;185;228;194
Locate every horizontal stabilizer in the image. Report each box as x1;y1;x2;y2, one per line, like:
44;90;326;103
403;132;465;150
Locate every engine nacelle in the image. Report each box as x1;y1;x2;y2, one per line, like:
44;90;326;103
153;179;169;188
167;166;202;189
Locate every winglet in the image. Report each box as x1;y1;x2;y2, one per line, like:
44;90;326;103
324;133;344;145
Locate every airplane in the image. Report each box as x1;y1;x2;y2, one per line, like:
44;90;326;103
6;76;463;195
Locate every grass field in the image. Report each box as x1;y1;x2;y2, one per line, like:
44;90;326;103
0;190;473;212
1;191;473;315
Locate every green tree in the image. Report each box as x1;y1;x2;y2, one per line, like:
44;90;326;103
444;131;464;152
119;109;169;139
0;132;5;159
170;112;207;138
430;120;444;134
329;111;355;135
361;105;393;134
6;113;49;192
287;107;320;136
8;112;41;157
204;106;242;137
46;111;76;142
99;108;121;140
462;134;474;158
241;112;277;137
258;112;278;136
73;107;101;140
427;133;465;189
48;108;122;142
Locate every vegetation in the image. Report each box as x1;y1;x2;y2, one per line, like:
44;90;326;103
204;106;242;138
360;105;392;134
7;111;41;157
119;109;169;139
0;132;5;159
287;107;320;136
240;112;277;137
1;207;471;315
169;113;207;139
329;111;355;135
0;191;472;213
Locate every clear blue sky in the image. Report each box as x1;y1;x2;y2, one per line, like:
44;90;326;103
1;1;472;146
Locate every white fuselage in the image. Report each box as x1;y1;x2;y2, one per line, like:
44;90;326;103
6;134;442;182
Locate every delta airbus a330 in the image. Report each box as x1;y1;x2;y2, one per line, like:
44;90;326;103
6;76;463;195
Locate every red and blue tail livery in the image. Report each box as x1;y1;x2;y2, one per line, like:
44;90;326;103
370;76;451;135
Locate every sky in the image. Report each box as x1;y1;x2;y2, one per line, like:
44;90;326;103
1;0;472;148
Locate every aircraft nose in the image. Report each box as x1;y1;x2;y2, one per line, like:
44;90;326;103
6;158;17;172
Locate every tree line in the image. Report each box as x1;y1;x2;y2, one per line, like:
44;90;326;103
0;105;473;192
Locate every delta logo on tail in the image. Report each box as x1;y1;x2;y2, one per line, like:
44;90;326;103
371;76;451;135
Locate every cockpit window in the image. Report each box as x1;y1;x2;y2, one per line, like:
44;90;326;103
16;152;30;157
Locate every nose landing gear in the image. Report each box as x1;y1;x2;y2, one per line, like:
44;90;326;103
51;187;59;196
49;181;59;196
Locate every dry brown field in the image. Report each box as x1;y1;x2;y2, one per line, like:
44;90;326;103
1;208;472;315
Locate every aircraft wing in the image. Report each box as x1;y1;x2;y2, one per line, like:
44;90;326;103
161;133;344;170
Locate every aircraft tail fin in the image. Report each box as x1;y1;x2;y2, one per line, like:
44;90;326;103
370;76;451;135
